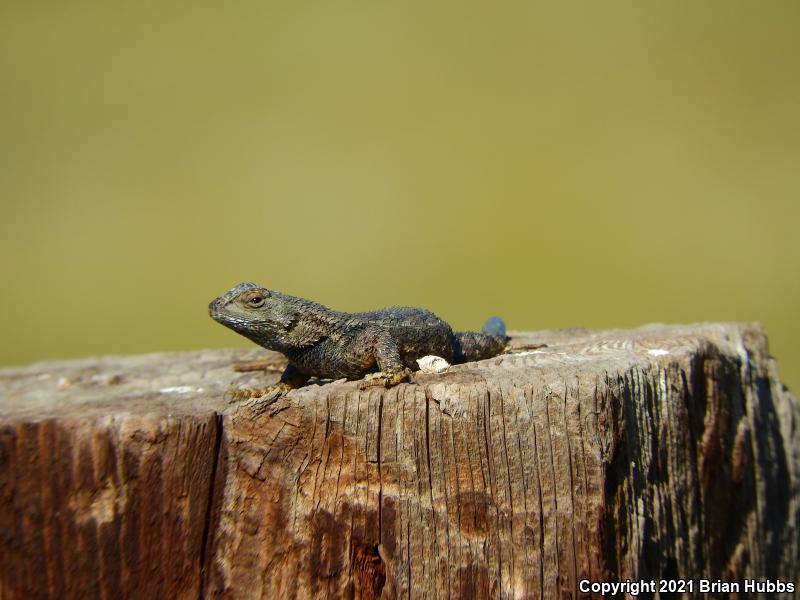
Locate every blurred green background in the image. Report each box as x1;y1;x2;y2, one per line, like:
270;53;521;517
1;1;797;390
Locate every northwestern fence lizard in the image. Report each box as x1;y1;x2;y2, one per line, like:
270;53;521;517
209;282;509;399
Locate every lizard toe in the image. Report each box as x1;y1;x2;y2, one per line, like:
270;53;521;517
358;368;413;389
227;383;289;404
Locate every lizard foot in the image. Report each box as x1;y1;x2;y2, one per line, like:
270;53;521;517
226;382;291;406
359;368;413;389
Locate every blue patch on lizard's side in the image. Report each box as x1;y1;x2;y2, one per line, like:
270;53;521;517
482;316;506;337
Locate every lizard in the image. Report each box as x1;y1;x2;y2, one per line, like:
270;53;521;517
209;282;510;400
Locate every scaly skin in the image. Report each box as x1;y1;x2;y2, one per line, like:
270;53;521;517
209;282;509;401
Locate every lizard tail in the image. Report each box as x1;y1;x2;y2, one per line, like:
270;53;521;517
452;316;510;363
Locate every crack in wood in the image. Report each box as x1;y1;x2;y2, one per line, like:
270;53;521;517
198;412;223;599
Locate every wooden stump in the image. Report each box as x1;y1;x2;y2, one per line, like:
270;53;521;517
1;324;798;598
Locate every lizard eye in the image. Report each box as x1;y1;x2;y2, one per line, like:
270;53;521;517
246;295;265;308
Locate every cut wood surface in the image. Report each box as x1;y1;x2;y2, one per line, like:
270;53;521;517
1;323;798;599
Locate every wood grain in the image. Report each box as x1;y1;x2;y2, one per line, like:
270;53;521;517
1;325;797;598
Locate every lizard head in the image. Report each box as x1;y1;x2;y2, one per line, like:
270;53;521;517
209;282;300;351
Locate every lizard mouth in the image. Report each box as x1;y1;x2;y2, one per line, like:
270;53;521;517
208;297;227;321
208;297;249;330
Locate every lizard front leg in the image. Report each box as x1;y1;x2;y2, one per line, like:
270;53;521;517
228;363;310;403
358;329;412;389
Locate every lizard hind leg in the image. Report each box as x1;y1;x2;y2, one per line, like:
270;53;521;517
357;329;412;389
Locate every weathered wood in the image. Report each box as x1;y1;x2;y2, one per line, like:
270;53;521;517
1;324;797;598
